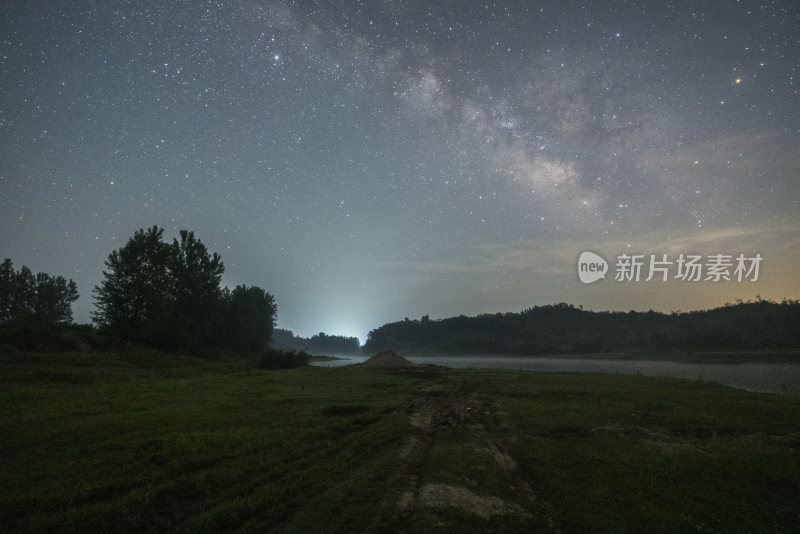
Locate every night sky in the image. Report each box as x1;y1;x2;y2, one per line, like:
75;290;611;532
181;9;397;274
2;1;799;343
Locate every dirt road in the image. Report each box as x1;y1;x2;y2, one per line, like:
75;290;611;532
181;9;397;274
369;366;562;533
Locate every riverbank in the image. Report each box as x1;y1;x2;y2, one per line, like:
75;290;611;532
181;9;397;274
2;350;799;532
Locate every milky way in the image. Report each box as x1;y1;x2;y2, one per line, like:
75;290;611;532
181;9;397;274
2;1;799;341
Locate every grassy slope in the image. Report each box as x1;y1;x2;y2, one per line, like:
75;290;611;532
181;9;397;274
2;350;799;533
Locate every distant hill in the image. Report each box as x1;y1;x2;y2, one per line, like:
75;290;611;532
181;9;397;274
363;300;800;355
272;329;360;355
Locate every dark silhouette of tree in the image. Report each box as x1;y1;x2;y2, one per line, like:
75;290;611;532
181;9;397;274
0;259;12;324
166;230;224;350
33;272;79;325
93;227;277;354
92;226;171;343
13;265;36;322
221;285;276;352
0;258;79;326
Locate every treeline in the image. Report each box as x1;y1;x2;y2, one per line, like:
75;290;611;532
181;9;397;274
363;300;800;355
2;226;281;356
1;259;79;326
272;328;360;354
0;259;82;350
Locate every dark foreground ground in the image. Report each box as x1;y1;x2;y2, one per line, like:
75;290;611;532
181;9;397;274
1;350;799;533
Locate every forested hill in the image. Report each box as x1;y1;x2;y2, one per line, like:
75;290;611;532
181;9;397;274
363;300;800;355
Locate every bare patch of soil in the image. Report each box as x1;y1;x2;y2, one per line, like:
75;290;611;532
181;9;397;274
417;483;529;519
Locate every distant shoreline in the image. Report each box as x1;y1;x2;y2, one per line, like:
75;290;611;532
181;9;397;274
375;350;800;364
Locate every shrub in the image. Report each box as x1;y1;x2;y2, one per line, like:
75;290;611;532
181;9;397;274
258;348;311;369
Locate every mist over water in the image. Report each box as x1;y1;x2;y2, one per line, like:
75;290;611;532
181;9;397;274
311;355;800;395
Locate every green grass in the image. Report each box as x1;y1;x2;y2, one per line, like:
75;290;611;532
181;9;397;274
2;350;799;532
1;350;414;533
485;371;800;532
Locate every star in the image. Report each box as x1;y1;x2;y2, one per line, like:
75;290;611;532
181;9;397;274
0;1;797;339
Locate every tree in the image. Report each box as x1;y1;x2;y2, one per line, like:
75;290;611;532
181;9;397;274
93;226;281;354
167;230;224;348
92;226;171;342
13;266;36;322
33;273;79;324
222;285;276;352
0;259;17;324
0;259;79;327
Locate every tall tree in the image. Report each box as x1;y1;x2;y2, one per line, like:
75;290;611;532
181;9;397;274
166;230;224;349
92;226;171;341
169;230;223;314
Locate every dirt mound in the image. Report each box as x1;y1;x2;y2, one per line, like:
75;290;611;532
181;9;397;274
363;350;414;368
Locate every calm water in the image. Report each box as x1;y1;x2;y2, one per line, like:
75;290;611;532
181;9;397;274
310;354;800;394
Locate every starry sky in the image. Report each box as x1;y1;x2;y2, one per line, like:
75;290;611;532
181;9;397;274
2;1;799;343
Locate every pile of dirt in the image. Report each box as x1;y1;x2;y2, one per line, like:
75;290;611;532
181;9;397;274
362;350;414;368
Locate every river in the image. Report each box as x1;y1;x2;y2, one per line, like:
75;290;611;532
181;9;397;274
310;354;800;394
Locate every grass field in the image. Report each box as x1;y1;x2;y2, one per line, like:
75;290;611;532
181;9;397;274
2;350;799;533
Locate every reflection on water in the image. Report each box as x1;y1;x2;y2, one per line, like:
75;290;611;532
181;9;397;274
310;354;800;394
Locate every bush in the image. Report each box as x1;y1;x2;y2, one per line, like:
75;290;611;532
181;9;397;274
258;348;310;369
